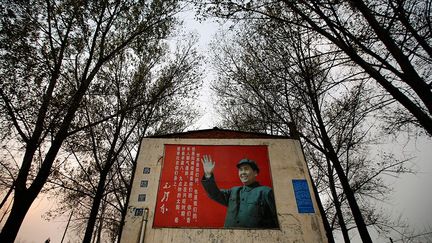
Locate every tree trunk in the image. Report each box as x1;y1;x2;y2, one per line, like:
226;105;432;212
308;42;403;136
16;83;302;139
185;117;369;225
0;140;63;242
299;140;336;243
317;121;372;242
83;114;127;243
307;84;372;242
318;123;372;242
83;171;109;243
0;191;35;242
327;159;350;243
0;69;95;240
310;173;336;243
95;198;106;243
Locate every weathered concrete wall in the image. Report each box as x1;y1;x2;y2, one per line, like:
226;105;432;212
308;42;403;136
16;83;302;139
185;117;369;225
120;138;327;243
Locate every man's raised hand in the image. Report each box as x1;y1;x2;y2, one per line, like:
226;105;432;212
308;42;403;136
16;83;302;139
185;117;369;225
202;155;215;178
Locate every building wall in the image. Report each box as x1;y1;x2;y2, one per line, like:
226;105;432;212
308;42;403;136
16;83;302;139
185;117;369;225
120;138;327;243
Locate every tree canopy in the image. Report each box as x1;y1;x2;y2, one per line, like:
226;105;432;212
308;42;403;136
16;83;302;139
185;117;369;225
0;1;201;242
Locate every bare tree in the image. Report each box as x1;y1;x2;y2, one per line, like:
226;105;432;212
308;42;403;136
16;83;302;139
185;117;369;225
211;19;412;242
193;0;432;134
0;0;185;241
44;37;202;242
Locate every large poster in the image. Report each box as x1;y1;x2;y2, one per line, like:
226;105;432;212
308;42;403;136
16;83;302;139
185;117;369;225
153;145;278;229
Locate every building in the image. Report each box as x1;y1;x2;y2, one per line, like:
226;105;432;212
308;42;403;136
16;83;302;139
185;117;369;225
120;128;327;243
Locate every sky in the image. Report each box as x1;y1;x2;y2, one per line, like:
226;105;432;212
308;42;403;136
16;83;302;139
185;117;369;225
346;135;432;242
4;6;432;243
177;12;222;130
381;136;432;242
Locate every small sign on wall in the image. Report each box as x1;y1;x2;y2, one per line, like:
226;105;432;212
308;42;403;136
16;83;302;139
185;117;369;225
292;179;315;213
138;194;146;202
140;180;148;188
135;208;144;216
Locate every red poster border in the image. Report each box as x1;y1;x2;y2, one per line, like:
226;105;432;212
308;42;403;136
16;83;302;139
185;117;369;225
152;144;276;229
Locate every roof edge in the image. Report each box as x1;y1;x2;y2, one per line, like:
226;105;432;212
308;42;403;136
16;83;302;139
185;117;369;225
146;127;294;139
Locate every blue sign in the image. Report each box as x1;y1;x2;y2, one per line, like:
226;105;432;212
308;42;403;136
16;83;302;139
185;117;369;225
292;179;315;213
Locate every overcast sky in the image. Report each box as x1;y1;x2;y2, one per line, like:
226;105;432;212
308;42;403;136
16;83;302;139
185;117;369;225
8;8;432;243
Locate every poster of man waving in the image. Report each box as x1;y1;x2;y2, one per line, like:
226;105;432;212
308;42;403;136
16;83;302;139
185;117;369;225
153;145;279;229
